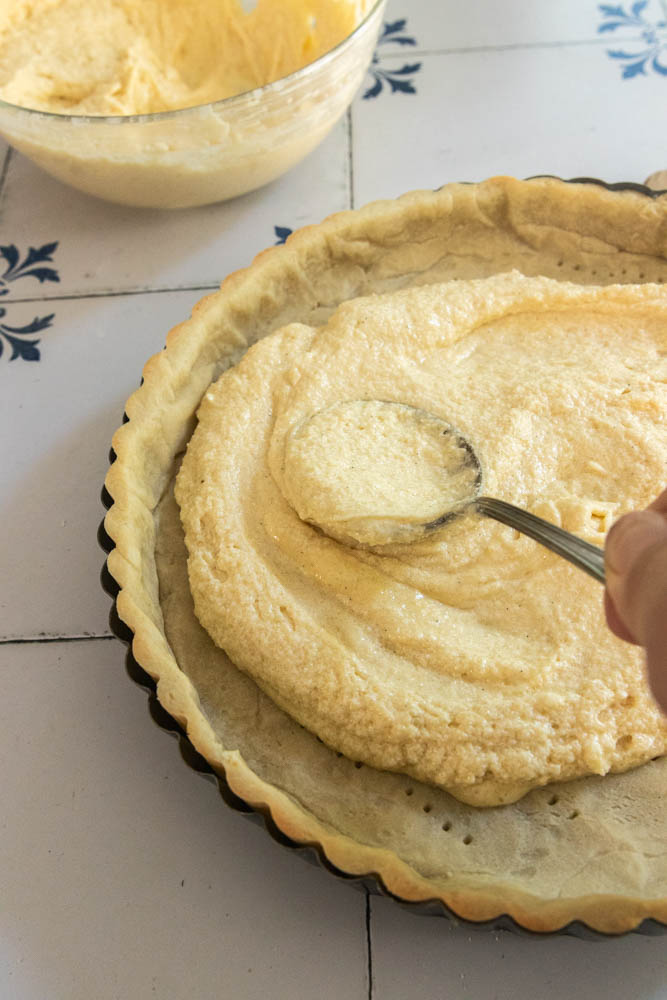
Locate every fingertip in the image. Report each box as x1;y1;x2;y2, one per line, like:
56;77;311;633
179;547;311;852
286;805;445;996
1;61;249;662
603;588;638;645
644;601;667;717
648;485;667;515
605;509;667;577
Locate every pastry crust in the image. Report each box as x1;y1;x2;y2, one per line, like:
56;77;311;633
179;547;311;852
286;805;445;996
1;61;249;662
104;176;667;934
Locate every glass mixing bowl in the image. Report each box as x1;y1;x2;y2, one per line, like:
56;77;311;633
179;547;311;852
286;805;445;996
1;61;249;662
0;0;385;209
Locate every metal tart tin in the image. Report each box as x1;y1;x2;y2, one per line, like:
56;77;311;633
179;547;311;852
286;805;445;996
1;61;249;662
99;178;667;939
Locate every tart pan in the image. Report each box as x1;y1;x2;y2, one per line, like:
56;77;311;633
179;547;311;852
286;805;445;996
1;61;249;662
99;175;667;939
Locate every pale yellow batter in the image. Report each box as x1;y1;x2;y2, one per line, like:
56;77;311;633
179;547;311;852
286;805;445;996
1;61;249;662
0;0;363;114
176;271;667;806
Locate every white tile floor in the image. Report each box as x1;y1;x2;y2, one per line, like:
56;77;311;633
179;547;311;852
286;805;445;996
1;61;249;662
353;43;667;204
403;0;619;50
3;1;667;996
1;642;368;1000
370;894;667;1000
1;290;207;638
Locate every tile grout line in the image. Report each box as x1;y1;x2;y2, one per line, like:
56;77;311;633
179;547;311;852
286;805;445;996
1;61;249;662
0;145;13;205
365;891;374;1000
1;283;222;306
0;634;115;646
377;35;636;60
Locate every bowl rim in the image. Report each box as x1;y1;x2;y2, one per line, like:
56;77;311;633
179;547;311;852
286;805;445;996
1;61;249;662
0;0;386;126
99;174;667;939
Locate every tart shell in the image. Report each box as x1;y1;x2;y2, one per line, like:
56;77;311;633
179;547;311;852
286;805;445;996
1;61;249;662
101;175;667;937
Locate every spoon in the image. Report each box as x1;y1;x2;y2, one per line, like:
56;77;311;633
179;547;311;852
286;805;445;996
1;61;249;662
287;399;607;581
415;411;606;583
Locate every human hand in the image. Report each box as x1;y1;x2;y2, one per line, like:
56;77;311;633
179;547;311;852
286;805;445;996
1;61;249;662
605;487;667;713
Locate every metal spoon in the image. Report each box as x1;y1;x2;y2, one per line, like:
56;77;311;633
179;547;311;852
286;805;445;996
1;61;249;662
414;409;606;583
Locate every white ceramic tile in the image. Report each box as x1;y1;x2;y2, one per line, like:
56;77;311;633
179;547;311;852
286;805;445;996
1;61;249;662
352;42;667;206
0;115;350;298
0;639;368;1000
0;289;206;639
4;6;667;997
383;0;617;50
369;895;667;999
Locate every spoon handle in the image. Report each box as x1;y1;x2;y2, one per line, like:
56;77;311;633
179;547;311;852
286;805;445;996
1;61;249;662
476;497;606;583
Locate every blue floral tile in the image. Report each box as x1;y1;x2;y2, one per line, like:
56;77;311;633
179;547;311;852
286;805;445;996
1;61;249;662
0;117;351;298
0;288;206;639
0;242;61;361
351;43;667;207
363;19;421;98
0;305;54;362
274;226;294;245
599;1;667;76
0;241;60;295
